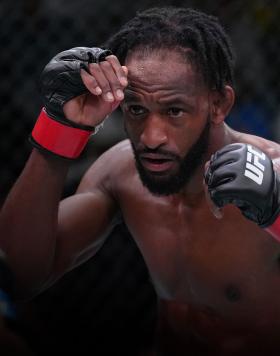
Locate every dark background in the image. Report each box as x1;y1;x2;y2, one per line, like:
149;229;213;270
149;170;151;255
0;0;279;355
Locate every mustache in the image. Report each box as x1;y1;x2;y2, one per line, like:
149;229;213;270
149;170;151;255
135;147;180;161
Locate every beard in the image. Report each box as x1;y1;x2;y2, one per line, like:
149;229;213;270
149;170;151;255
128;119;210;196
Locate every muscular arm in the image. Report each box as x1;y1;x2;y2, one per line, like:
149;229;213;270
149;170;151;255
236;131;280;167
0;150;67;296
0;148;118;299
0;47;127;298
53;147;119;282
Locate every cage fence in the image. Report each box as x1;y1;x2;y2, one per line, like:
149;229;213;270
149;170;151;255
0;1;279;355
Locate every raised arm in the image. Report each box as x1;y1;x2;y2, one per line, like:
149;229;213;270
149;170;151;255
0;47;128;298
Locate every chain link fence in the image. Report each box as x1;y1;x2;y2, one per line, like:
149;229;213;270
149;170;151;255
0;0;280;355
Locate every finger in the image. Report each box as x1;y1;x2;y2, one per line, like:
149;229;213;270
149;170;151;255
80;69;102;96
122;66;128;77
105;55;128;87
212;143;244;161
209;152;239;172
204;161;224;219
99;60;125;101
203;179;224;219
88;63;116;102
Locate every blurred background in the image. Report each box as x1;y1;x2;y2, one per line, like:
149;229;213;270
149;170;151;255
0;0;279;355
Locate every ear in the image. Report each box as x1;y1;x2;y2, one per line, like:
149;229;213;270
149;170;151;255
210;85;235;124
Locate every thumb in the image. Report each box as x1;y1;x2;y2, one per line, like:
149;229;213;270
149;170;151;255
203;161;224;219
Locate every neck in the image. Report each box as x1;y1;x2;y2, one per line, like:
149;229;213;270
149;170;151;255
208;122;235;155
178;122;235;202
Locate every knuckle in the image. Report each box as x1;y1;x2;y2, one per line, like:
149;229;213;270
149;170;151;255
107;54;118;60
89;63;101;74
100;61;111;70
106;54;119;63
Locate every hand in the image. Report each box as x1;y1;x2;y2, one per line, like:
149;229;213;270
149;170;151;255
204;143;280;227
203;165;224;219
40;47;128;129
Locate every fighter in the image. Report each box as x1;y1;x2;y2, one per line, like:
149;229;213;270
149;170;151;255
1;6;280;355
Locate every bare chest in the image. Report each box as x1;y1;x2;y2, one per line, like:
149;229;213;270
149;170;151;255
119;190;280;325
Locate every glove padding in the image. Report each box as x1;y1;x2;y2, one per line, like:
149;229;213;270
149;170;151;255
39;46;111;130
205;143;280;227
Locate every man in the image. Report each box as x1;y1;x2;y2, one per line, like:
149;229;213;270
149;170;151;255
1;6;280;355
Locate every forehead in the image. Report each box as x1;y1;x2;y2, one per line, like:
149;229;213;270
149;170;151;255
124;48;205;94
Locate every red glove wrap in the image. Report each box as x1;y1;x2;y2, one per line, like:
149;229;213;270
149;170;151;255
31;108;93;159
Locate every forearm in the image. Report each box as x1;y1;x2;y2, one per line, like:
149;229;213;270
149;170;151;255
1;46;125;298
0;149;69;297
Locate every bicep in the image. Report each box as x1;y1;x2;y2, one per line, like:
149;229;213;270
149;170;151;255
49;143;128;283
52;187;117;280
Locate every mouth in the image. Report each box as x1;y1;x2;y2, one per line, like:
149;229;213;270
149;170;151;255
140;154;176;173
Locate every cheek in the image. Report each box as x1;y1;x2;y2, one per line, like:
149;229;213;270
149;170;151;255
175;131;194;154
124;121;137;145
176;118;209;153
124;118;142;141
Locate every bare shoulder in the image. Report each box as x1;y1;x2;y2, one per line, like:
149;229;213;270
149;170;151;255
77;139;135;193
232;128;280;160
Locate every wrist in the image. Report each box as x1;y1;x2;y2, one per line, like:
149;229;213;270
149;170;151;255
30;108;95;159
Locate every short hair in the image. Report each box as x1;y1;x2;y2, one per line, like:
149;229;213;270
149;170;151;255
104;6;235;92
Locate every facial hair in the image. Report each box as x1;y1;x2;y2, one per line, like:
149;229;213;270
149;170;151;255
128;119;210;196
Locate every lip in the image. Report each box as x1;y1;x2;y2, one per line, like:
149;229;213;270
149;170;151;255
140;154;175;173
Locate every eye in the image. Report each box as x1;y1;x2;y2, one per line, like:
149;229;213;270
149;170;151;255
127;105;147;117
167;107;184;118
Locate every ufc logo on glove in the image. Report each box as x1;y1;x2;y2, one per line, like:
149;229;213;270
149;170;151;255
205;142;280;230
244;145;266;185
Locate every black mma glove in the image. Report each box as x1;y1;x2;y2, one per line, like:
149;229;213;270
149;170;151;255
205;143;280;228
30;47;112;159
39;46;111;130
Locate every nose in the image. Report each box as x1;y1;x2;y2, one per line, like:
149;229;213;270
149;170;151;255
140;114;168;149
